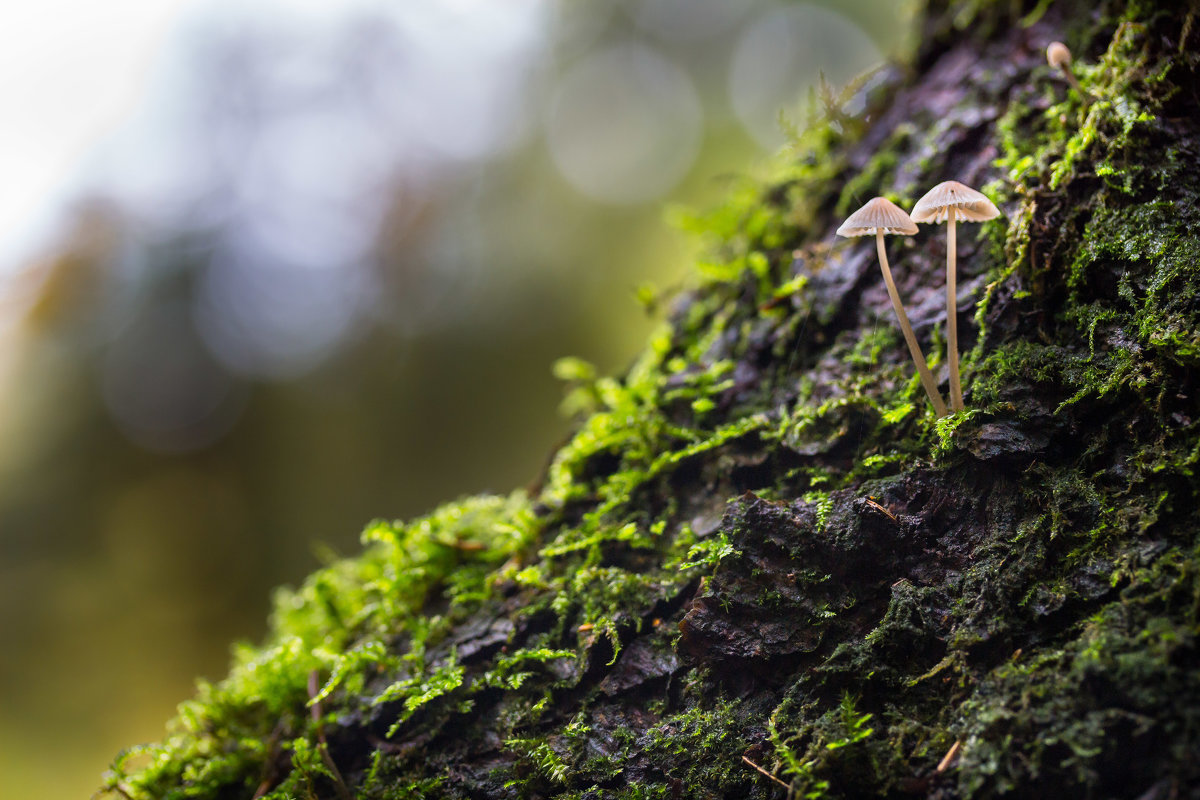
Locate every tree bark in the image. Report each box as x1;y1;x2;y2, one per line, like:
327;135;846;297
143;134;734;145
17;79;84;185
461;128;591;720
105;1;1200;798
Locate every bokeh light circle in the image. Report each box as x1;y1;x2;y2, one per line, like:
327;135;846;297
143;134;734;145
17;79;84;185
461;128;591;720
729;4;881;149
193;241;368;380
101;303;246;453
545;42;702;205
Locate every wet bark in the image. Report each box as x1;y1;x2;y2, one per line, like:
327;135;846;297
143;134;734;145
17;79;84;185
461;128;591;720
108;1;1200;798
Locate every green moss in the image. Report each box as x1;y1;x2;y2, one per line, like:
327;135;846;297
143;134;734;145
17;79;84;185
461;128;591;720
634;698;758;793
105;492;543;798
105;1;1200;798
768;693;886;798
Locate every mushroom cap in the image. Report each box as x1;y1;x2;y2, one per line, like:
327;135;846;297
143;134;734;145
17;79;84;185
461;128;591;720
1046;41;1072;68
836;196;918;237
910;180;1000;224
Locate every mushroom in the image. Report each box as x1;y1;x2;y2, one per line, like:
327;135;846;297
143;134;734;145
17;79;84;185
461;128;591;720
1046;41;1092;104
910;181;1000;413
837;197;948;418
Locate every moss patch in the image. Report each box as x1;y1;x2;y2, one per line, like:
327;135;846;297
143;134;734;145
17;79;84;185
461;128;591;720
104;1;1200;798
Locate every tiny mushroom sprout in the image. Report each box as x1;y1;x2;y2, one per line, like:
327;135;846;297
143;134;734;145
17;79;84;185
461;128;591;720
910;181;1000;413
837;197;949;418
1046;41;1091;102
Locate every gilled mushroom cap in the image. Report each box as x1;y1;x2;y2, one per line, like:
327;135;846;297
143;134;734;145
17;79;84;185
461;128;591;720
836;196;918;237
1046;41;1072;68
910;180;1000;224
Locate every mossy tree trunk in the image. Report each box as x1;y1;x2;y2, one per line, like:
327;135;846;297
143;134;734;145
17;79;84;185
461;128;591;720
106;1;1200;798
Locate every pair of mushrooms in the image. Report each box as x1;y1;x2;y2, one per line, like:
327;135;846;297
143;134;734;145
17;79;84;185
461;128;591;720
837;181;999;418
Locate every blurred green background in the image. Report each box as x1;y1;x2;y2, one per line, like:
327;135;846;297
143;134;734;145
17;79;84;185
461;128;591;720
0;0;914;796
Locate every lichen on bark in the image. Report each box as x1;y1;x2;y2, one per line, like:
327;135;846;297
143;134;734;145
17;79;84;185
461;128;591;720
104;1;1200;798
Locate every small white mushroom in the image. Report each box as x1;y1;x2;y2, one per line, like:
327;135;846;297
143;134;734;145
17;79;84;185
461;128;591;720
911;181;1000;413
1046;41;1071;69
837;197;948;418
1046;41;1092;103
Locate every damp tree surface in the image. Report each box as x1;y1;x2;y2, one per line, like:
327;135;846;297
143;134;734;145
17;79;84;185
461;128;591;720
105;1;1200;798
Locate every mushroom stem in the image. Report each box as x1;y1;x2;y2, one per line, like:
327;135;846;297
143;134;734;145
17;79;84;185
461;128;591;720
946;207;964;412
875;230;948;418
1060;66;1089;101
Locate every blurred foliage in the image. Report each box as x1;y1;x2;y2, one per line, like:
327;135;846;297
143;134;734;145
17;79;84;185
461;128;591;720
0;0;914;797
